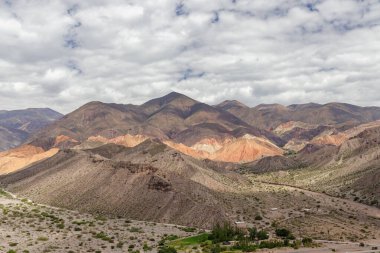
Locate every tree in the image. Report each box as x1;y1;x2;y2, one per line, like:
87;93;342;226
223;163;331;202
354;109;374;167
209;222;242;243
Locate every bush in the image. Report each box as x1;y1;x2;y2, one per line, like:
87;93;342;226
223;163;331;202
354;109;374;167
232;239;257;252
254;215;263;220
248;227;257;240
158;246;177;253
210;243;221;253
257;230;269;240
143;243;152;251
275;228;291;238
258;240;285;249
302;237;313;246
95;232;113;243
292;240;302;249
181;227;196;232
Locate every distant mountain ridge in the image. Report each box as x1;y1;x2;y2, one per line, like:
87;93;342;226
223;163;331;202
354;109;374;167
0;108;62;151
27;92;284;156
216;100;380;130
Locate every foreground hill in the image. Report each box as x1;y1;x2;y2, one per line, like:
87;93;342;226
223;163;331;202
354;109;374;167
0;108;62;151
0;140;255;227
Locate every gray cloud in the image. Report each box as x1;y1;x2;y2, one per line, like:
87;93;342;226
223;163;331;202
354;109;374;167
0;0;380;113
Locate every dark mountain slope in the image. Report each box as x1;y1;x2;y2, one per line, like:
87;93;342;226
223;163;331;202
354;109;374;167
28;92;284;151
0;108;62;151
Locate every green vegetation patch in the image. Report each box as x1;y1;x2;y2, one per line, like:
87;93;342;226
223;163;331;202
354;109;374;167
0;188;12;198
169;233;209;248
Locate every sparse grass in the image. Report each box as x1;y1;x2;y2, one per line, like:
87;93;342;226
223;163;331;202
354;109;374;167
0;188;12;198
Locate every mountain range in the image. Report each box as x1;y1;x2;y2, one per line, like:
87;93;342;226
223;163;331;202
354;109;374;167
0;108;62;151
0;92;379;238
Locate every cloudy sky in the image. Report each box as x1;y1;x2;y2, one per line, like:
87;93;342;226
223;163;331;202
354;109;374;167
1;0;380;113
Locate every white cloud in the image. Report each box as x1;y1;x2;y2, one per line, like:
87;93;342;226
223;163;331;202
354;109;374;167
0;0;380;113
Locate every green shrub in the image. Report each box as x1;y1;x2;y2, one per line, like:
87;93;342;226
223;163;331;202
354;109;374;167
181;227;196;232
232;239;257;252
210;243;221;253
158;246;177;253
275;228;291;238
129;227;143;233
143;243;152;251
94;232;113;243
258;240;285;249
257;230;269;240
302;237;313;246
248;227;257;240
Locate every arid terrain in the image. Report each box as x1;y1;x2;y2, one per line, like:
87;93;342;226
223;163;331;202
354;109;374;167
0;190;198;253
0;92;379;252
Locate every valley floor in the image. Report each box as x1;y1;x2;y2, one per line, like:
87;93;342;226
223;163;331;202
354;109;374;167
1;175;379;253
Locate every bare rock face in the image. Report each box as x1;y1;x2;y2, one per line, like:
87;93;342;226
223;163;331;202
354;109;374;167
0;145;59;175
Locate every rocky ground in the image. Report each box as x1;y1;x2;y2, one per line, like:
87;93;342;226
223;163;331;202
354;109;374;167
0;191;197;253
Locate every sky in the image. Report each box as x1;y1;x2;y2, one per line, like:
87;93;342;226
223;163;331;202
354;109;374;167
0;0;380;113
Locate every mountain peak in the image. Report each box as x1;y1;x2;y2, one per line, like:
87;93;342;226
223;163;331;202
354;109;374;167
141;92;198;115
156;91;195;103
216;100;249;110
